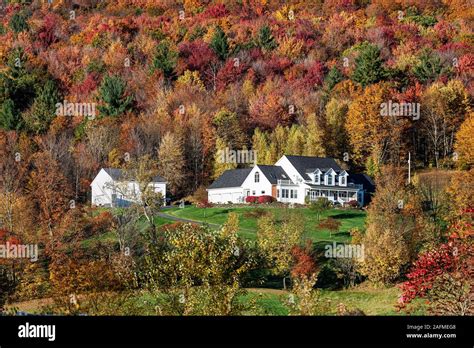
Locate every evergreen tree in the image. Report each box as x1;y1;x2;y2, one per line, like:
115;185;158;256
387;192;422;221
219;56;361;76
257;25;277;51
412;49;444;83
352;43;387;87
23;79;60;133
97;75;133;117
210;26;229;61
0;99;21;130
151;39;178;79
1;48;37;111
324;66;343;91
8;11;29;34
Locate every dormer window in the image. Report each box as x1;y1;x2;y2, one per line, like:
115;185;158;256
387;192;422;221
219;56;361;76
327;175;333;185
338;171;348;187
255;172;260;183
315;173;320;184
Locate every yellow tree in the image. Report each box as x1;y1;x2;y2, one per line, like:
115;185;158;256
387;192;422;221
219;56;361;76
360;166;426;285
345;83;406;168
285;125;306;155
158;132;186;195
257;212;305;289
421;80;471;167
454;112;474;169
324;99;349;158
303;113;326;157
251;128;272;165
212;137;238;179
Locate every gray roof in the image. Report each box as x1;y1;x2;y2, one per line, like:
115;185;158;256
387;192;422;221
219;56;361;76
257;165;290;184
103;168;166;183
285;156;342;180
208;168;252;189
349;173;376;192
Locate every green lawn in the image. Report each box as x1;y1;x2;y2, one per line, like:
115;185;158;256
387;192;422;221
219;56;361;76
243;284;426;316
8;285;411;316
81;214;175;248
167;206;366;242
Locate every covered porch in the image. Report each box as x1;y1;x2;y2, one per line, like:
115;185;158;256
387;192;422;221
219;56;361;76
305;187;358;204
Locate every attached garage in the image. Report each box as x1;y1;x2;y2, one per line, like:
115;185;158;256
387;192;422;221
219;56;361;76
208;188;244;204
207;168;252;204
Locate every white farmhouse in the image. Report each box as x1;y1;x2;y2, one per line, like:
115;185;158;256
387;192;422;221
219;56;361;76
91;168;167;207
207;155;374;206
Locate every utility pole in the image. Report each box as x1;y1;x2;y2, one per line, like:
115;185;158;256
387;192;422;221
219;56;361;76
408;152;411;184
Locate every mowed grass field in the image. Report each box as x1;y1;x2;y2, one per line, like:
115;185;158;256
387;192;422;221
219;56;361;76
166;206;366;242
8;284;416;316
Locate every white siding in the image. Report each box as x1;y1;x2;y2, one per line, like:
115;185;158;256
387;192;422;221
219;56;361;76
274;156;307;204
241;166;273;198
91;169;114;206
91;169;166;207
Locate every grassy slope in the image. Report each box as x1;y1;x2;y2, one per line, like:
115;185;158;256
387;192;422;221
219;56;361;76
168;206;366;242
64;206;412;316
9;285;416;316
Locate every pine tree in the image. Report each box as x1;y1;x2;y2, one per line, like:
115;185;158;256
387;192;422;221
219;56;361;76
23;79;60;133
352;43;387;87
97;75;133;117
0;99;21;130
257;25;277;51
8;11;29;34
413;49;444;83
151;39;178;79
324;66;343;91
210;26;229;61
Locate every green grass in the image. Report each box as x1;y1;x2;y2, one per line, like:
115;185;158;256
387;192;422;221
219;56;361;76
243;284;427;316
168;206;366;242
8;284;424;316
81;213;175;248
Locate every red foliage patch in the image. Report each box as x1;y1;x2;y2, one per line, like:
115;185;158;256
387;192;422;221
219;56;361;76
257;195;275;204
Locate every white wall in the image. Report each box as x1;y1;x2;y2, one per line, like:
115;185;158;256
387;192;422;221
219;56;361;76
91;169;166;207
91;169;114;206
275;156;303;184
241;166;273;197
274;156;307;204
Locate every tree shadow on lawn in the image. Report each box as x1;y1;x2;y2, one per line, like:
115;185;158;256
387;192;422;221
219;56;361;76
327;212;362;220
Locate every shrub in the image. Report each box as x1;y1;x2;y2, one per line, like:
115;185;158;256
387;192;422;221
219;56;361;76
347;200;359;208
257;195;275;204
245;196;258;203
196;200;213;208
